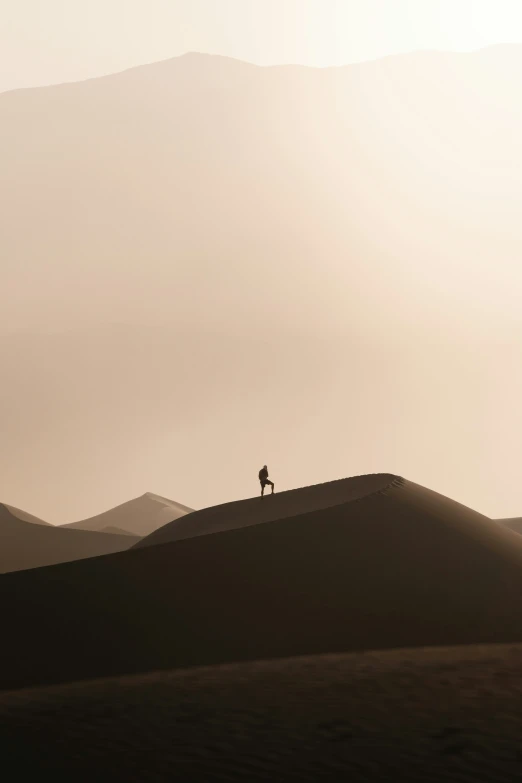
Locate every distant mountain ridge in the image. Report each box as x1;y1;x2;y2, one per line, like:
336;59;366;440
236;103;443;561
62;492;193;537
4;45;522;335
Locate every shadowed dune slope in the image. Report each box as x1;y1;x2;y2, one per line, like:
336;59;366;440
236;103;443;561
2;475;522;690
135;473;398;548
3;645;522;782
498;518;522;535
62;492;193;537
0;505;140;574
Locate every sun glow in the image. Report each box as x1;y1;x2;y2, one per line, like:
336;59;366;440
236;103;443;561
323;0;522;67
437;0;522;51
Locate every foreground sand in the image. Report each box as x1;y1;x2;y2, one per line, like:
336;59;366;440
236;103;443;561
2;644;522;781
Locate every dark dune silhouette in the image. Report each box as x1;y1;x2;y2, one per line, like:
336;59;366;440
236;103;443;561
3;645;522;782
62;492;193;537
498;517;522;535
0;504;140;574
2;475;522;691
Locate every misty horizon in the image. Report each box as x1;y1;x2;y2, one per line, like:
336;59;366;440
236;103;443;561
2;43;518;96
5;0;522;93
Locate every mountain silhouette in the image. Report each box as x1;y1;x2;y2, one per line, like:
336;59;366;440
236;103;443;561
3;46;522;334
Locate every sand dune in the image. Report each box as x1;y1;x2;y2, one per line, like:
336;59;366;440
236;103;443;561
497;518;522;535
2;645;522;781
62;492;193;536
135;473;399;548
3;503;51;526
2;475;522;691
0;504;140;574
99;525;140;537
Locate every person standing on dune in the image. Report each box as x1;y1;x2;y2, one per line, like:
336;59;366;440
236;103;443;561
259;465;275;497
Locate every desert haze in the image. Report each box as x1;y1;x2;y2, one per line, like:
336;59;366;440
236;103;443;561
2;47;522;518
4;48;522;333
5;16;522;781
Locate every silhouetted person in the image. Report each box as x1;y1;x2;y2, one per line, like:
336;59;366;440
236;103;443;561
259;465;275;496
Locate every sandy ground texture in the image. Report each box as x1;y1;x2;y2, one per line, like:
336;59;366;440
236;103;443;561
3;475;522;690
2;644;522;782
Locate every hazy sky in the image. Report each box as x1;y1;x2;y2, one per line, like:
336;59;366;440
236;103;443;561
3;43;522;520
4;3;522;522
4;0;522;92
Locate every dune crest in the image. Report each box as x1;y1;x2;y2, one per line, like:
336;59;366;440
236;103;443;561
135;473;401;548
